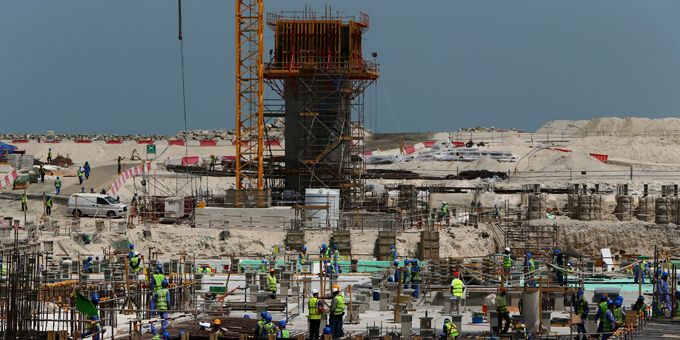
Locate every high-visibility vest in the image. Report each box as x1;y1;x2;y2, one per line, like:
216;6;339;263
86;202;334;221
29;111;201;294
402;268;411;283
451;278;464;297
278;329;290;338
46;198;53;207
321;248;330;258
599;302;608;322
264;322;276;334
332;249;339;262
308;297;321;320
411;266;420;281
256;320;265;336
496;295;508;313
267;274;277;292
155;288;168;311
153;274;165;291
55;179;61;188
390;250;397;262
21;195;27;203
503;254;512;269
333;294;345;315
152;334;161;340
614;307;624;324
576;299;588;316
444;320;459;337
604;311;615;332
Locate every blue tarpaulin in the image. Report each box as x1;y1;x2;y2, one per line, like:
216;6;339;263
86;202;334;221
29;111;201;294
0;142;17;155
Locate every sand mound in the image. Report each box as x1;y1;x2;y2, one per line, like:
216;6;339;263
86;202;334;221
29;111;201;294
519;150;616;172
460;157;510;172
582;117;680;135
536;120;589;134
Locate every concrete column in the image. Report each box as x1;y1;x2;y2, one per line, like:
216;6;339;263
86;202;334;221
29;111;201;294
248;284;258;302
400;314;412;337
541;311;552;332
522;290;540;333
554;292;565;311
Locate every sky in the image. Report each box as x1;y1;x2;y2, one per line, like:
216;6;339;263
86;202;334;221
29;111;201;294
2;0;680;135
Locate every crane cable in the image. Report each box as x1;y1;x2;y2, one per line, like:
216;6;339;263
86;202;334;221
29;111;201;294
178;0;192;195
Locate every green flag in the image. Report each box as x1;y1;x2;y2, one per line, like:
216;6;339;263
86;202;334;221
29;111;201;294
74;291;98;317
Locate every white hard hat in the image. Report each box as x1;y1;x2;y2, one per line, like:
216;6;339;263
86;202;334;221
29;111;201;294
505;247;510;252
332;287;339;293
312;289;319;294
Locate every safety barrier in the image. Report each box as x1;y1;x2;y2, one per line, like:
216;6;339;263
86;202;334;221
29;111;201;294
199;139;217;146
168;139;185;146
0;168;18;190
109;162;153;196
590;153;609;163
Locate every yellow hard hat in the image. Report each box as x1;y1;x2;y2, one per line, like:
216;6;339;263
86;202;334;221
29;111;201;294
214;319;221;325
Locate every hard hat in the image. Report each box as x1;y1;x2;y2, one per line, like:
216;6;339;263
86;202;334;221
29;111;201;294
302;246;307;251
387;275;395;282
261;259;267;264
527;252;532;258
601;294;608;301
323;326;332;334
312;288;319;294
91;292;100;304
505;247;511;252
393;261;399;266
214;319;221;325
453;271;460;277
56;176;60;179
270;268;275;273
412;259;419;265
278;320;286;328
637;295;645;302
607;299;615;306
662;271;669;279
90;315;100;321
264;314;272;322
156;263;163;273
390;244;395;249
444;317;450;322
332;287;339;293
321;243;327;248
554;249;561;254
87;256;93;261
576;289;583;297
260;311;268;319
332;243;337;249
162;278;169;287
243;314;251;319
404;259;411;265
129;244;134;249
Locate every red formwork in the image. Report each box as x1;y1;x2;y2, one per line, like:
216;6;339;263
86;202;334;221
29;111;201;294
590;153;609;163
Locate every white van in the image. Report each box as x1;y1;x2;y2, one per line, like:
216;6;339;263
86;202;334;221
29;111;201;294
68;194;127;218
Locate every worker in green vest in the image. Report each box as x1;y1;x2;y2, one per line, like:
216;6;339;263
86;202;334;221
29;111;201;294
308;289;322;340
442;317;459;339
595;295;609;334
573;289;589;339
267;268;277;299
329;286;345;338
450;271;465;314
332;244;340;274
54;176;61;195
502;247;512;285
129;251;142;274
614;296;625;325
151;263;165;292
47;148;52;163
496;287;511;335
20;192;27;211
46;196;53;216
151;278;170;328
525;252;537;287
602;300;618;340
276;320;289;339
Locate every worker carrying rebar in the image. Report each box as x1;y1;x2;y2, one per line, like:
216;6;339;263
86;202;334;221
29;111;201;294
450;271;465;314
308;288;323;340
572;289;589;339
151;263;166;292
54;176;61;195
441;317;459;339
411;258;421;298
502;247;512;285
83;256;94;273
151;278;170;327
496;286;511;335
595;295;609;334
332;244;340;274
45;195;53;216
267;268;277;299
329;286;345;338
20;192;27;211
602;299;619;340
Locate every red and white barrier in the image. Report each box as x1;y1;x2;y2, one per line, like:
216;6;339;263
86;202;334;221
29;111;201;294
110;162;154;196
0;168;18;191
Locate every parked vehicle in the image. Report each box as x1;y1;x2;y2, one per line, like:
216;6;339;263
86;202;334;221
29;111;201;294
67;193;127;218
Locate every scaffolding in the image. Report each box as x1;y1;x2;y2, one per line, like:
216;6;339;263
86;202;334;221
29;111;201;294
264;9;379;209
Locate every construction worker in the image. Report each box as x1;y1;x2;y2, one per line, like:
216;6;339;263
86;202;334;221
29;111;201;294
411;258;421;298
54;176;61;195
261;313;276;337
151;263;165;292
129;248;142;275
198;264;211;274
659;271;672;313
440;201;450;224
552;249;565;285
255;312;268;337
45;196;53;216
595;295;609;334
632;295;647;319
267;268;277;299
151;278;170;328
259;259;268;272
83;256;94;273
633;261;645;284
496;287;511;335
329;286;345;338
502;247;512;285
602;299;618;340
401;259;411;290
573;289;589;339
389;245;398;262
90;292;100;317
47;148;52;163
673;291;680;318
451;271;465;313
78;166;85;185
210;319;224;336
117;156;123;174
308;289;322;340
84;161;91;179
39;163;45;182
320;243;330;276
614;296;625;325
297;246;309;272
525;252;537;287
81;315;102;340
209;154;216;171
276;320;289;339
20;192;27;211
442;317;459;339
332;244;340;274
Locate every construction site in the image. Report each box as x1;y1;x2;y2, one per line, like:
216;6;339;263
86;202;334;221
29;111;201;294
1;1;680;340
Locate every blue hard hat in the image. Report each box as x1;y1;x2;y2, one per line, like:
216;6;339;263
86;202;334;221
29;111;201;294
162;278;169;287
412;259;419;265
321;243;327;248
156;263;163;273
554;249;561;254
607;299;615;306
261;260;267;264
87;256;93;261
390;245;395;249
260;311;267;319
332;243;337;249
527;252;533;258
129;244;134;249
264;314;272;323
576;289;583;297
302;246;307;251
278;320;286;328
404;259;411;265
323;326;332;334
393;261;399;266
90;315;100;321
601;294;607;301
387;275;395;282
637;295;645;302
662;271;669;278
243;314;251;319
91;292;100;304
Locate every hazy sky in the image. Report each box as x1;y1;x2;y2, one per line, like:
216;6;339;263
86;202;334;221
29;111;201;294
3;0;680;135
